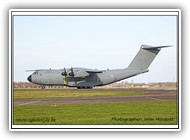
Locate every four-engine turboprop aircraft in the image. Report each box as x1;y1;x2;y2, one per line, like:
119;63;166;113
27;45;171;89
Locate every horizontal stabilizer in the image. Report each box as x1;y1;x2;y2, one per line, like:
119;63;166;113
141;45;172;50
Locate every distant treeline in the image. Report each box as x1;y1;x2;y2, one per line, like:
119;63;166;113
108;81;177;88
13;81;177;89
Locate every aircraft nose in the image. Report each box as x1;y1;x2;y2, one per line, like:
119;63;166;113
27;75;32;82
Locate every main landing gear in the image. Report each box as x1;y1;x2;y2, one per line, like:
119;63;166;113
77;87;93;89
41;86;46;89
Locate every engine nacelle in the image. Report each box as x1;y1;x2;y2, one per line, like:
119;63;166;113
73;71;89;77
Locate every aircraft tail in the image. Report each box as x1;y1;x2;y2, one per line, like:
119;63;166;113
127;45;171;70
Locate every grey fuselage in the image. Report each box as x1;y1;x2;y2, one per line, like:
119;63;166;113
28;68;148;88
27;45;171;89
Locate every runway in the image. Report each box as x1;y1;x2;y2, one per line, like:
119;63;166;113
14;88;177;106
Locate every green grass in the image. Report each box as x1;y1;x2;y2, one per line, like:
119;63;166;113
13;88;143;99
13;101;177;125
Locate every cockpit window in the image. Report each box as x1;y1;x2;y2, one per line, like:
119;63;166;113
33;72;38;75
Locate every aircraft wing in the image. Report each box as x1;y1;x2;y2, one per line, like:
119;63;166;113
73;69;103;77
85;70;103;73
26;69;52;72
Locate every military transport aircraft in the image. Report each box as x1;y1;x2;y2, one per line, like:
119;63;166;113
27;45;171;89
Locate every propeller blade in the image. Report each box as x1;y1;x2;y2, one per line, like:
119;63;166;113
68;67;75;77
62;67;67;85
61;67;67;76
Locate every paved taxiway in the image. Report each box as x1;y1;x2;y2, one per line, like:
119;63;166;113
14;88;177;106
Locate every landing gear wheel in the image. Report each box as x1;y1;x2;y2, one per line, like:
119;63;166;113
41;86;46;89
77;87;93;89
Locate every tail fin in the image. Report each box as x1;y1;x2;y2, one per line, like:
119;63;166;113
127;45;171;70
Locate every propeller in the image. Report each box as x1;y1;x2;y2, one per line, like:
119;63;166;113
61;68;67;85
61;67;75;86
61;68;67;76
68;67;75;77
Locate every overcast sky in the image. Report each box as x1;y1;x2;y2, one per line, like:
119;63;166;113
13;15;177;83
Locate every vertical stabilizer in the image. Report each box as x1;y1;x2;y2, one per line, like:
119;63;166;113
127;45;171;70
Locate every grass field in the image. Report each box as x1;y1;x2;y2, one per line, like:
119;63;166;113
13;101;177;125
13;88;143;99
13;88;177;125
